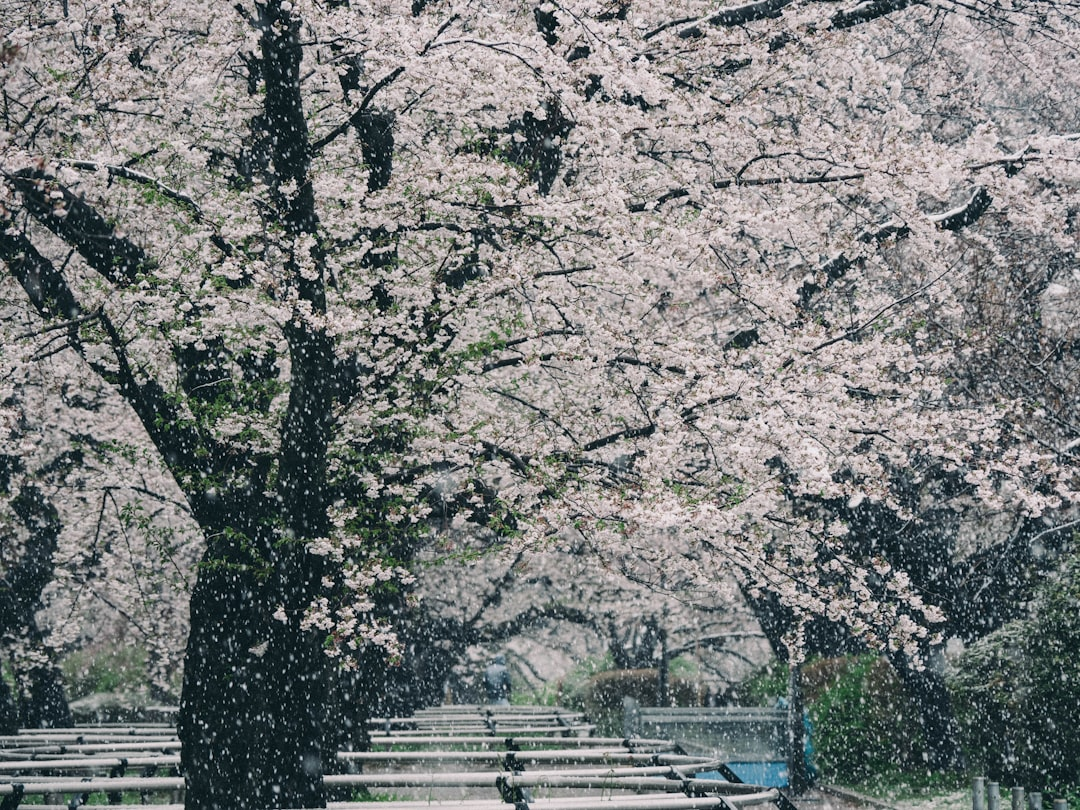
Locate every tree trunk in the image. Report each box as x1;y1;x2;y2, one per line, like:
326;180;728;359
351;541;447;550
786;664;810;795
19;663;72;728
178;517;331;810
322;666;371;801
888;648;965;770
0;486;72;729
0;670;19;734
247;546;329;809
177;541;262;810
657;624;669;707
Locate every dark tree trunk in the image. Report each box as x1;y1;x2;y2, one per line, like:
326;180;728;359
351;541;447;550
177;508;330;810
322;665;371;800
247;546;329;809
177;549;331;810
177;536;262;810
786;664;810;795
0;669;19;734
887;648;965;770
0;485;72;729
19;662;73;728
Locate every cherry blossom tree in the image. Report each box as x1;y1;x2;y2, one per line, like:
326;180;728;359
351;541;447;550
403;534;769;707
0;333;196;718
0;419;71;728
2;0;1079;807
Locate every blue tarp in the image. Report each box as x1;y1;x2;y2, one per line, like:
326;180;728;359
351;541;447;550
697;762;791;788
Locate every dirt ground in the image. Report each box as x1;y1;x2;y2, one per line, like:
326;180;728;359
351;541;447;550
799;784;974;810
790;786;900;810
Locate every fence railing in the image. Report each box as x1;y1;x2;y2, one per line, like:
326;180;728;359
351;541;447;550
623;702;799;788
973;776;1069;810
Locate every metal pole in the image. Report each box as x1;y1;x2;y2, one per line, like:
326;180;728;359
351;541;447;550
1029;793;1042;810
973;776;986;810
1051;800;1067;810
989;782;1001;810
1013;786;1026;810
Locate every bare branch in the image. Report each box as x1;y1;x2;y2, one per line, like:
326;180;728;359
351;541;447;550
927;186;992;231
16;307;102;340
810;260;959;353
830;0;922;28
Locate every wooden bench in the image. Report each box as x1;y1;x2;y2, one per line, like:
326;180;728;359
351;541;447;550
369;705;594;737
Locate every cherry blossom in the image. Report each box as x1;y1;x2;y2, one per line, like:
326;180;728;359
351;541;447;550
2;0;1078;805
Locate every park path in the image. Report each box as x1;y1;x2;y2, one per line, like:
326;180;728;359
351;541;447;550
798;785;972;810
794;786;899;810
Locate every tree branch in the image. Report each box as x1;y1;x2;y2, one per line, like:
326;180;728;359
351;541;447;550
15;308;102;340
927;186;992;231
666;631;768;657
490;389;580;447
0;219;83;323
478;602;598;643
582;423;656;453
0;216;220;526
311;66;405;154
714;170;867;189
809;260;959;353
647;0;917;42
830;0;922;28
688;0;796;36
55;159;235;256
6;169;155;284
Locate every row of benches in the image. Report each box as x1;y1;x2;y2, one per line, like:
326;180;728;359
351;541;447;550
0;705;796;810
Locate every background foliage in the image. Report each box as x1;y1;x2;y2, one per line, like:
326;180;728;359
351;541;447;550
949;549;1080;790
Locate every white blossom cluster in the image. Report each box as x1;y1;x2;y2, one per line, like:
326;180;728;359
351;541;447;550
292;536;416;662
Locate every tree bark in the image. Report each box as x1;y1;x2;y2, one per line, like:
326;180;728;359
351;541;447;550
177;499;331;810
887;648;965;770
0;485;72;728
19;662;72;728
0;672;18;734
246;547;329;809
177;536;262;810
786;665;810;795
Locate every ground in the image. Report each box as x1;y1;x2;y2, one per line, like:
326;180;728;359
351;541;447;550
801;785;971;810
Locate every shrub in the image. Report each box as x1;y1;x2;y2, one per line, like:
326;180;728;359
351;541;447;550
733;656;924;783
569;668;704;736
60;643;148;700
807;655;924;782
535;653;613;707
730;660;788;706
949;553;1080;790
